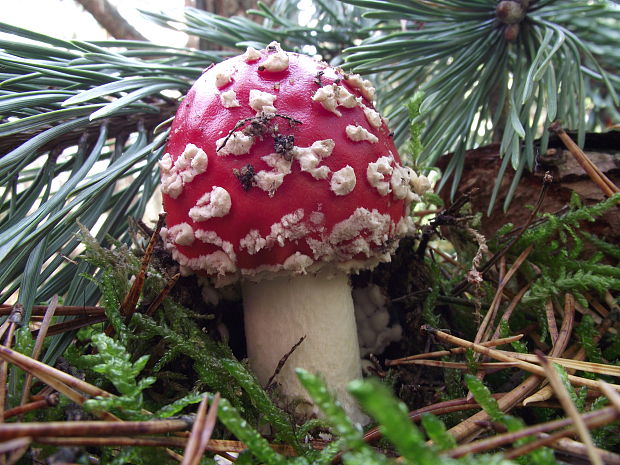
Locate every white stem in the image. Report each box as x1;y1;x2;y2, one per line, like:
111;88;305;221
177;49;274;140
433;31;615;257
242;272;366;423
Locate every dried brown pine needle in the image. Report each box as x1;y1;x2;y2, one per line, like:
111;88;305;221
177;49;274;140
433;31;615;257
0;305;105;316
537;353;602;465
0;419;191;440
20;295;58;410
422;326;620;393
387;334;523;365
181;393;220;465
445;405;619;458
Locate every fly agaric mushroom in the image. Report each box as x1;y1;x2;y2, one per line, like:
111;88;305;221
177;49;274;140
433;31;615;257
160;42;430;422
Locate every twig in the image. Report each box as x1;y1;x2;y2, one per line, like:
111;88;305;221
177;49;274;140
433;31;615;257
36;315;107;337
600;380;620;410
445;405;619;458
118;213;166;320
551;438;620;465
474;244;533;345
144;273;181;317
182;393;220;465
537;352;602;465
386;334;523;365
0;344;111;399
20;296;58;410
549;122;620;197
266;336;306;389
422;326;620;393
360;393;506;447
0;305;105;316
490;284;531;340
451;173;552;296
436;307;606;444
389;360;519;371
4;394;58;420
0;419;192;440
35;437;300;456
0;438;31;455
494;351;620;378
544;299;559;347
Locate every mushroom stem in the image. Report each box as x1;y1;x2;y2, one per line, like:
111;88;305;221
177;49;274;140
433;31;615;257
242;272;366;424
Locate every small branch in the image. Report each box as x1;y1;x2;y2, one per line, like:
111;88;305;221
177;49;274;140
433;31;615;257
549;121;620;197
4;394;58;420
451;173;552;296
474;244;533;344
74;0;147;41
0;305;104;317
0;419;191;440
20;296;58;411
422;326;620;393
265;336;306;390
537;353;602;465
445;405;619;458
181;393;220;465
386;334;523;365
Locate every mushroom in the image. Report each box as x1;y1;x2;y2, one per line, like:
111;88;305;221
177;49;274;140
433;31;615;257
160;42;430;423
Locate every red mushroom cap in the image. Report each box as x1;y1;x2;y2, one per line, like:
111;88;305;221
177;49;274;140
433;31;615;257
161;43;424;283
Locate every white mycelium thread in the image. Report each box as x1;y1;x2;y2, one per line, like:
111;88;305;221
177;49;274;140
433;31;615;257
220;89;240;108
260;42;289;72
242;46;261;62
215;132;254;156
367;156;394;196
160;143;209;199
189;186;232;222
330;165;356;196
249;89;277;114
345;125;379;143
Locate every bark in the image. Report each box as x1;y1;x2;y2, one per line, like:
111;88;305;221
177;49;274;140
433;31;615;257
186;0;273;18
185;0;274;49
74;0;147;41
436;132;620;244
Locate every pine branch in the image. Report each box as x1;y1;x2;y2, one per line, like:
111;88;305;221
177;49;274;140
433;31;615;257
74;0;148;41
